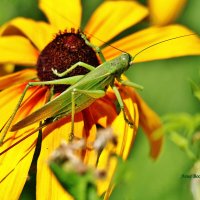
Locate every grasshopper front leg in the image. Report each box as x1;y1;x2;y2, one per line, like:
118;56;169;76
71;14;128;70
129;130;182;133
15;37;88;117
52;62;96;78
80;33;106;63
119;79;144;91
52;33;106;78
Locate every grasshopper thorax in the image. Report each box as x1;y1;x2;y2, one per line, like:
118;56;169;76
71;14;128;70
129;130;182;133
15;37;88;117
37;29;100;93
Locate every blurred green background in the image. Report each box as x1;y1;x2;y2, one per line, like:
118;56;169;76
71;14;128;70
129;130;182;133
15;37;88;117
0;0;199;199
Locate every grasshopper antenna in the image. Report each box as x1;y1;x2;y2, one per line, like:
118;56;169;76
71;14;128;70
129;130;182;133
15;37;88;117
130;34;196;64
84;31;127;54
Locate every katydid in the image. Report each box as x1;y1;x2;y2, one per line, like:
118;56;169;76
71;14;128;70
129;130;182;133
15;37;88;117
0;33;195;144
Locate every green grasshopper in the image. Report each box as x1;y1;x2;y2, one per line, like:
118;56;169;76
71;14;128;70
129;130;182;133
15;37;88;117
0;33;194;144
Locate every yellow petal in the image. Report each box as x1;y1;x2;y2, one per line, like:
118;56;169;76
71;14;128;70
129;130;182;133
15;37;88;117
115;91;139;159
128;88;163;159
1;17;57;51
39;0;82;31
88;97;117;128
0;64;14;76
149;0;187;25
0;83;40;127
0;36;38;65
81;109;97;147
97;92;139;196
103;25;200;62
0;87;48;200
85;1;148;46
36;113;84;200
97;148;118;199
0;69;37;90
0;133;37;200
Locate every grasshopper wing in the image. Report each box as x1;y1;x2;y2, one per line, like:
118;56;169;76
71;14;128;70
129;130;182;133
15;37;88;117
11;89;72;131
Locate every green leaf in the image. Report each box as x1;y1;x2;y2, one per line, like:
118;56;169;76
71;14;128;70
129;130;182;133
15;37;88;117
190;79;200;101
49;162;100;200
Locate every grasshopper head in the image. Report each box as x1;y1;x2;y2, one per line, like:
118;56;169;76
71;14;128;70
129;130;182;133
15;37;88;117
120;53;132;71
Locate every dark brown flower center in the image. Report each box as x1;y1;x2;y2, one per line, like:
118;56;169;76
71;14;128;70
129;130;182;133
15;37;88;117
37;30;100;93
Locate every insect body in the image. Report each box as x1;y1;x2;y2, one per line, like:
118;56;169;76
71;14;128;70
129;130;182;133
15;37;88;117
13;53;133;131
0;33;194;143
0;34;137;143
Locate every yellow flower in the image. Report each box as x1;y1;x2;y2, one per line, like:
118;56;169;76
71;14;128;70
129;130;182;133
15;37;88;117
0;0;200;200
148;0;187;25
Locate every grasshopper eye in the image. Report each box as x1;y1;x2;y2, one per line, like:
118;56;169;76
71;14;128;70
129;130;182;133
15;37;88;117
37;29;100;93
